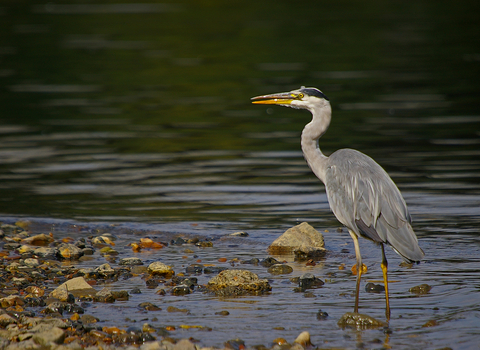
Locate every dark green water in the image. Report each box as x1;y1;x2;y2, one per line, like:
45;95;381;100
1;1;480;348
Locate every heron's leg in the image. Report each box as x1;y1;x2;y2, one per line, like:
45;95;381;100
381;243;390;320
348;230;362;313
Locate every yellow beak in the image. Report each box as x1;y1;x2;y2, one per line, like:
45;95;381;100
251;92;295;105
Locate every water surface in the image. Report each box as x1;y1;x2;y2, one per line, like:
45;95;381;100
0;1;480;349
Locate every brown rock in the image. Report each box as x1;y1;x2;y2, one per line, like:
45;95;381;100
337;312;386;329
49;277;97;299
21;233;54;246
207;269;271;297
268;222;326;256
147;261;174;278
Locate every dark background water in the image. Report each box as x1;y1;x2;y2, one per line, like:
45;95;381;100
1;1;480;349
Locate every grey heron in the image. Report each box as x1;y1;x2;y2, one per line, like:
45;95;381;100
251;87;424;319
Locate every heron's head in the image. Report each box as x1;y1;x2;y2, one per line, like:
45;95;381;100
251;86;329;111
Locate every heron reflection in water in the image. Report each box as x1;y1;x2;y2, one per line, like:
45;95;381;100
252;87;424;319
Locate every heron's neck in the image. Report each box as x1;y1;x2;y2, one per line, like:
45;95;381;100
300;104;331;184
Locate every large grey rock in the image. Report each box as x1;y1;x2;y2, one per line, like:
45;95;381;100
268;222;326;257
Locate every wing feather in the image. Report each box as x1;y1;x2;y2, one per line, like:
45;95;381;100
324;149;424;262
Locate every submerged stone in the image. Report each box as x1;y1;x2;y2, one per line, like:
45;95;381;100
337;312;386;329
267;264;293;275
409;284;432;295
365;282;385;293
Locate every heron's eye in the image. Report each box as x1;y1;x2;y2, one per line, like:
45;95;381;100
297;93;304;99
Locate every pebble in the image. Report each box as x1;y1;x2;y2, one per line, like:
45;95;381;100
147;262;175;278
294;331;312;347
138;302;162;311
365;282;385;293
316;309;329;320
410;284;432;295
119;257;144;266
56;243;83;260
267;264;293;275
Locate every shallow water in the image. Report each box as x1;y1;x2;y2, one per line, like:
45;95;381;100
1;0;480;349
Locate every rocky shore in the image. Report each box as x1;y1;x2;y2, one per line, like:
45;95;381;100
0;221;331;350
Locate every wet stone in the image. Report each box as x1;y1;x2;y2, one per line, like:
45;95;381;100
100;246;119;256
43;301;66;315
365;282;385;293
23;258;39;267
172;285;191;296
240;258;260;265
21;233;54;246
260;257;280;267
145;278;160;288
0;313;17;327
171;237;187;245
80;314;99;324
119;257;143;266
131;287;142;294
196;240;213;248
207;269;272;297
167;306;189;313
50;276;97;299
215;310;230;316
56;243;83;260
32;325;65;345
268;222;325;255
337;312;387;329
94;263;115;277
294;331;312;347
33;247;56;259
230;231;249;237
112;290;129;301
185;263;204;274
92;234;117;246
138;302;161;311
267;264;293;275
204;266;228;274
225;338;245;350
291;273;325;291
410;284;432;295
316;309;329;320
148;261;175;278
3;243;21;250
81;247;95;255
131;265;148;274
172;276;197;288
95;288;116;303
